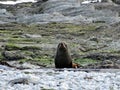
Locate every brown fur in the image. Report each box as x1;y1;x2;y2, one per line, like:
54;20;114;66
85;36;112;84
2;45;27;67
72;63;80;68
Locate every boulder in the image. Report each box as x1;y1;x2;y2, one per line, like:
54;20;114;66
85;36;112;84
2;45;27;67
112;0;120;4
2;51;25;60
8;78;29;86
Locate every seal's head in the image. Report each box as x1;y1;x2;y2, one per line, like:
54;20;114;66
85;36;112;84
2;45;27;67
57;42;68;52
55;42;72;68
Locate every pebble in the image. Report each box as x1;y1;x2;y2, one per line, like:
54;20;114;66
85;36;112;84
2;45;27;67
0;69;120;90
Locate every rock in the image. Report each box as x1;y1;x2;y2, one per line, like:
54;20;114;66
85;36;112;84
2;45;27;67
83;53;120;60
84;60;120;69
101;60;114;68
89;36;99;43
7;61;41;69
8;78;29;86
0;65;12;70
56;34;66;39
0;0;119;24
0;61;14;67
0;9;16;23
112;0;120;4
106;40;120;51
2;51;25;60
94;3;120;18
101;0;113;3
8;74;41;86
99;60;119;69
37;0;48;2
23;34;42;38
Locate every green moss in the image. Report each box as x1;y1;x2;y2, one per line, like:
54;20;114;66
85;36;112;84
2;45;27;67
5;43;21;50
7;38;35;43
0;53;4;60
35;56;53;64
19;55;54;67
22;46;41;50
41;88;54;90
28;23;99;35
104;49;120;53
0;23;106;66
4;43;41;51
0;30;12;33
19;59;30;64
74;58;100;65
49;23;97;32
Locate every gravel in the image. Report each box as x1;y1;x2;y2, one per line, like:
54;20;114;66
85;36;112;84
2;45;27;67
0;67;120;90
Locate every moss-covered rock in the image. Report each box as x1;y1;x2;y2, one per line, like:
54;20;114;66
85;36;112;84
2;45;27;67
2;51;25;60
4;43;41;51
0;22;120;68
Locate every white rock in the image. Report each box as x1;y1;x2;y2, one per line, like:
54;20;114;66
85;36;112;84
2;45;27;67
0;69;120;90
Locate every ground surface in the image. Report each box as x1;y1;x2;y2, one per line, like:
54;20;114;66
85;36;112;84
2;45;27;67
0;67;120;90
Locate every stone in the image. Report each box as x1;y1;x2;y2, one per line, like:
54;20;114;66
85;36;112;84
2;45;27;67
2;51;25;60
112;0;120;4
8;78;29;86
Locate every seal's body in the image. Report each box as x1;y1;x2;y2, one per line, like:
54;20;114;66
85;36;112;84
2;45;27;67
55;42;72;68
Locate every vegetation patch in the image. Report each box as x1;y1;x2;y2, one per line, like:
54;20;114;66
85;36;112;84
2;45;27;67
27;23;100;36
0;22;115;67
0;53;4;60
4;43;21;51
19;59;31;64
4;43;41;51
30;56;54;67
7;38;35;43
18;55;54;67
74;58;100;66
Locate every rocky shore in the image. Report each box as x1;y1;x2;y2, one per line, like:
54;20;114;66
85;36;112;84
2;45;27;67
0;68;120;90
0;0;120;90
0;0;120;69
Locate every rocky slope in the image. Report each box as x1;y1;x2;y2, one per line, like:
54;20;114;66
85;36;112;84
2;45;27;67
0;0;120;69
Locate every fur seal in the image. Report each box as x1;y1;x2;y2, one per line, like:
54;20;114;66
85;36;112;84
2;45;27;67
54;42;79;68
55;42;72;68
